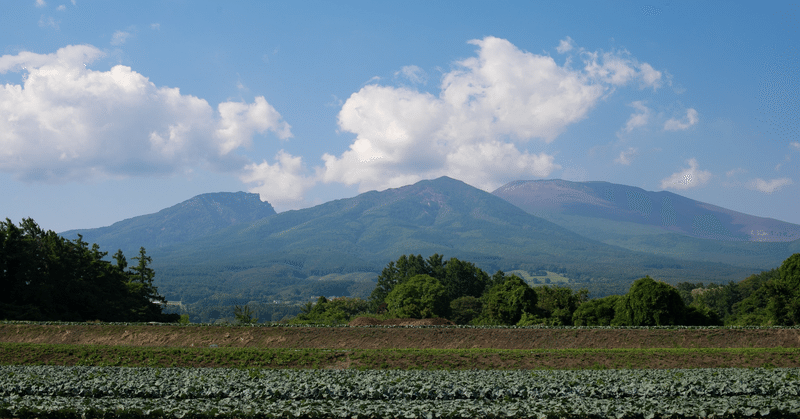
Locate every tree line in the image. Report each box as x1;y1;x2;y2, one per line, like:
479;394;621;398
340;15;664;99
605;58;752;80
298;252;800;327
4;217;799;327
0;218;177;322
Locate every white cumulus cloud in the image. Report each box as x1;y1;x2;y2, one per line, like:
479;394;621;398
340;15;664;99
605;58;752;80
216;97;292;154
660;158;712;190
0;45;291;183
240;151;315;205
792;141;800;151
620;101;650;134
747;177;793;194
582;50;663;89
614;147;639;165
314;36;662;193
556;36;575;54
35;0;46;7
664;108;699;131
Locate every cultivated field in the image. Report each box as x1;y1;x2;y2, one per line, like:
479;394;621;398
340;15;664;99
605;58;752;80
3;321;800;418
2;321;800;369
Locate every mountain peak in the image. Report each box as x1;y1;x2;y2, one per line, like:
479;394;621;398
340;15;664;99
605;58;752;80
60;191;276;253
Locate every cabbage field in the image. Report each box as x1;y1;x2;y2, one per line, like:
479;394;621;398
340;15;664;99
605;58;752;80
2;365;800;418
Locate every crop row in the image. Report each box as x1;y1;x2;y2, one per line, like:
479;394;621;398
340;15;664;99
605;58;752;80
3;366;800;400
3;394;800;419
2;366;800;418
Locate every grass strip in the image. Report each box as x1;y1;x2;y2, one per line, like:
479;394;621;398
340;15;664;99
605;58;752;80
1;343;799;369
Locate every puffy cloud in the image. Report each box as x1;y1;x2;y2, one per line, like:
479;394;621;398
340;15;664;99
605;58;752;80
664;108;699;131
57;5;65;11
216;97;292;154
315;36;661;193
110;31;131;46
581;50;663;89
614;147;639;165
747;177;793;194
395;65;427;85
0;45;291;182
240;151;315;205
660;158;712;190
791;141;800;151
556;36;575;54
620;101;650;134
35;0;46;7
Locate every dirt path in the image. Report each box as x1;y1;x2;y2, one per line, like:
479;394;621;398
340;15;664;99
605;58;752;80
2;324;799;350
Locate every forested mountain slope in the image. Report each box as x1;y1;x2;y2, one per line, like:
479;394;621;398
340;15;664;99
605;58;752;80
141;177;756;304
61;192;276;254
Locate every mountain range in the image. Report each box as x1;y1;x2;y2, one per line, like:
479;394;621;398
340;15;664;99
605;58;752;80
58;177;798;305
492;179;800;269
493;179;800;242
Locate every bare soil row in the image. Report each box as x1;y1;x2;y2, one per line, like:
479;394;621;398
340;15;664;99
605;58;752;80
2;323;799;350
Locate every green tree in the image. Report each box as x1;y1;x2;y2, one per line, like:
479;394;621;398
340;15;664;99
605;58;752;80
479;275;537;325
449;296;483;325
572;295;620;326
727;270;776;326
690;282;739;323
612;276;685;326
0;218;177;322
369;254;430;311
676;282;704;305
234;304;258;324
765;253;800;325
368;254;489;312
531;285;589;326
385;274;448;319
293;296;370;325
441;257;489;302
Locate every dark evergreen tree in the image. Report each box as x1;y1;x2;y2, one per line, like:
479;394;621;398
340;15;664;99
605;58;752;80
0;218;177;322
441;257;489;302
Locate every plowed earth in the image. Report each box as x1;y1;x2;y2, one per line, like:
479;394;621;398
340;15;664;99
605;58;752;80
2;321;799;369
2;323;799;350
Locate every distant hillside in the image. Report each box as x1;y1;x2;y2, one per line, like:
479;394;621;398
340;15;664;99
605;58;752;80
493;179;800;242
142;177;758;304
60;192;276;254
492;179;800;268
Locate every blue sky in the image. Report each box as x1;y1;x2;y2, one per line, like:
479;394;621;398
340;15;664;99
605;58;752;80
1;0;798;232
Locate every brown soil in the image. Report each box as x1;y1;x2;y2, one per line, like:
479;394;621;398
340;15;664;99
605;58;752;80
1;323;799;350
